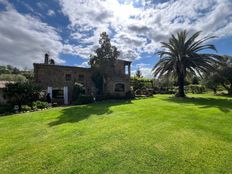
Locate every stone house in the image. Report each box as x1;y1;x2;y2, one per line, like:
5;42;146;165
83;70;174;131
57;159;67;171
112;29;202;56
34;54;131;104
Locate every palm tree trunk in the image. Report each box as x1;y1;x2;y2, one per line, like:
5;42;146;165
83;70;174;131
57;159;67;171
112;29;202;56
176;74;186;97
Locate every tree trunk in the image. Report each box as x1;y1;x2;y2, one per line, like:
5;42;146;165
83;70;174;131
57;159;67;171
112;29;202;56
213;88;217;95
228;84;232;96
176;74;186;97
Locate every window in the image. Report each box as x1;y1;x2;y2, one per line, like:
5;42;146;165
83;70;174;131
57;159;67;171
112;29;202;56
78;74;84;81
52;89;64;99
125;65;129;75
115;83;125;92
65;74;72;81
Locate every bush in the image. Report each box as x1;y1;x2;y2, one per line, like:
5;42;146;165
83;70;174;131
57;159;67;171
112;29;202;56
74;95;94;105
32;101;49;109
21;105;31;112
0;105;12;115
125;91;135;99
72;83;85;100
186;85;206;94
95;95;107;101
4;82;41;111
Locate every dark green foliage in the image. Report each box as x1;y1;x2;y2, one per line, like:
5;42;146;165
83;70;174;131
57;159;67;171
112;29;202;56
186;85;206;94
89;32;120;94
89;32;120;67
131;77;154;96
0;65;20;74
74;95;94;105
152;77;176;94
217;56;232;95
153;30;221;97
72;83;85;101
91;72;103;95
0;65;33;81
3;82;41;111
131;77;153;91
135;68;143;78
0;105;12;115
125;91;135;99
0;66;10;74
203;56;232;95
32;101;49;109
191;76;200;85
203;73;221;94
21;105;32;112
0;74;27;82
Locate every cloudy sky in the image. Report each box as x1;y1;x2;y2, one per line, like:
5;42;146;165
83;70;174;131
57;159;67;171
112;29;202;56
0;0;232;78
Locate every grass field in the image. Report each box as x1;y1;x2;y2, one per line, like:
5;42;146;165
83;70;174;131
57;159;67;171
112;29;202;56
0;94;232;173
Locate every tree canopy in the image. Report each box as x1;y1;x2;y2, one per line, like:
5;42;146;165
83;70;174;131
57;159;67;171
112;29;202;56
89;32;120;94
153;30;221;97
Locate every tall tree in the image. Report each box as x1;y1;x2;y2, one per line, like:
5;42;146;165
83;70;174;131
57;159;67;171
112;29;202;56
216;56;232;95
153;30;221;97
89;32;120;94
135;68;143;78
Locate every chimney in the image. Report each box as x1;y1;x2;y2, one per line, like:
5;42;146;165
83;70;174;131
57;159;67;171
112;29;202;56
44;53;49;64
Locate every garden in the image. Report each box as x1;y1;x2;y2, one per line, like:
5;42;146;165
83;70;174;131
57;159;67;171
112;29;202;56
0;94;232;173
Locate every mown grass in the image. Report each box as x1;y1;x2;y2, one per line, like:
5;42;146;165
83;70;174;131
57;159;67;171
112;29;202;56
0;94;232;173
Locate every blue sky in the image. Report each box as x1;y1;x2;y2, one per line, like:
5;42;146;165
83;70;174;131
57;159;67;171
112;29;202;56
0;0;232;78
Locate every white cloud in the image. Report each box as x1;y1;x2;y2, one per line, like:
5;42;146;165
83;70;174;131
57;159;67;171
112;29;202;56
59;0;232;62
1;0;232;69
132;63;153;79
0;4;64;68
77;61;90;68
47;9;55;16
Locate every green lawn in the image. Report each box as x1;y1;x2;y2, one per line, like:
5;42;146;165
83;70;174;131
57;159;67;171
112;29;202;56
0;94;232;174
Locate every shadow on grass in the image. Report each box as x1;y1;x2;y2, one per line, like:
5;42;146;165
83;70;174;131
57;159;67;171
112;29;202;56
163;96;232;113
48;100;132;126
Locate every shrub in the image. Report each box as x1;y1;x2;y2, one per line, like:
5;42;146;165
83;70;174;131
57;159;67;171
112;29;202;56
186;85;206;94
95;95;107;101
72;83;85;100
74;95;94;105
32;101;49;109
125;91;135;99
0;105;12;115
21;105;31;112
4;82;41;111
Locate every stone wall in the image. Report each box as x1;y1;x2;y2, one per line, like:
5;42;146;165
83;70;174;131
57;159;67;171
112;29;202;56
34;64;93;104
105;60;131;96
34;59;131;104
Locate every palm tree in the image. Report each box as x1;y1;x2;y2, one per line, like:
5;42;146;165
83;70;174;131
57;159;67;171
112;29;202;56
153;30;221;97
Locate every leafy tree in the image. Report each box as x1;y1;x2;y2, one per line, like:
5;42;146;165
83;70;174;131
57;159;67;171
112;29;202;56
153;30;221;97
89;32;120;94
191;76;200;85
0;66;10;74
131;77;145;92
3;82;41;111
72;82;85;100
0;74;27;82
203;56;232;95
203;73;221;94
0;65;32;81
216;56;232;95
135;68;143;78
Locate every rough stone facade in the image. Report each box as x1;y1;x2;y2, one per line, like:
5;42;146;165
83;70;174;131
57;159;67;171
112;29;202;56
34;56;131;104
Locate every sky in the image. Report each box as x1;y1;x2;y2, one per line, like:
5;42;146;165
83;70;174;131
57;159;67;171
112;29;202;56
0;0;232;78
